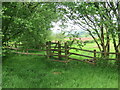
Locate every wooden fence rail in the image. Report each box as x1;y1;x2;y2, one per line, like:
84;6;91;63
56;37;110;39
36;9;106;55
69;52;94;58
4;41;120;64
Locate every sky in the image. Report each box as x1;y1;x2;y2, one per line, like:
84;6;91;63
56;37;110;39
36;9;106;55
51;19;85;34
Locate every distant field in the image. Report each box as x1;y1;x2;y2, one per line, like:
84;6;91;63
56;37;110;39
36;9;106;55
69;39;116;63
60;37;115;52
82;42;115;52
64;37;93;41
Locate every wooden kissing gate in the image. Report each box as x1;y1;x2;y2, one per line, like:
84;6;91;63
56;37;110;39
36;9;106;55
46;41;96;64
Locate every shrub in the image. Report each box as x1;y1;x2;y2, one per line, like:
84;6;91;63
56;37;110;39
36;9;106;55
84;40;94;43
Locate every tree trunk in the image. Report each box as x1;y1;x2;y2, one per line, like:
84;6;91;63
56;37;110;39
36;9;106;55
106;29;110;58
117;2;120;65
100;21;106;57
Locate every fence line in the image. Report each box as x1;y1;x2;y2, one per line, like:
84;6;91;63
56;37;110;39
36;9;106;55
4;41;120;64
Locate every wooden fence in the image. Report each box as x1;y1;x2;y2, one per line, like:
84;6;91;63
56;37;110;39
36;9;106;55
5;41;120;64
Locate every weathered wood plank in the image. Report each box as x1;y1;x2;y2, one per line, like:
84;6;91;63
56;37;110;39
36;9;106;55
58;41;61;59
65;42;69;60
70;52;93;58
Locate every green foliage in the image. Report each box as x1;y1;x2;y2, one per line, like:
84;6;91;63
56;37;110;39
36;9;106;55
96;58;109;67
58;2;119;59
2;2;58;48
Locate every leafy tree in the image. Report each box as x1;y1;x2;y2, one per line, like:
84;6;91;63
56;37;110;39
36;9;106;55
2;2;58;48
57;2;120;60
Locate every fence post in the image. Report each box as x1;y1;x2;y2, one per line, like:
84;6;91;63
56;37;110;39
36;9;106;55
48;41;52;58
26;48;28;55
58;41;61;60
65;42;69;60
94;49;96;63
116;53;120;65
15;43;17;48
46;41;49;59
118;53;120;65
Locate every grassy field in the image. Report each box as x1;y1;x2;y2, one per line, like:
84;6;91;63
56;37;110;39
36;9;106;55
2;53;118;88
2;41;118;88
71;43;116;62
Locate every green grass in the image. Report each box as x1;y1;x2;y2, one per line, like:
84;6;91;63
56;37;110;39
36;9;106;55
68;42;116;61
2;41;118;88
2;53;118;88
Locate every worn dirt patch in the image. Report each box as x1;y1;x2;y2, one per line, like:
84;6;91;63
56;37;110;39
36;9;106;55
52;72;62;74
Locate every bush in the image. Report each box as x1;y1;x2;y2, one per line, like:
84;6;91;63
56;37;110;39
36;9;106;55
84;40;94;43
96;57;111;67
2;47;12;59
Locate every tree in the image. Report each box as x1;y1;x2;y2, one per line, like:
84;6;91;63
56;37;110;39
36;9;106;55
57;2;119;60
2;2;58;48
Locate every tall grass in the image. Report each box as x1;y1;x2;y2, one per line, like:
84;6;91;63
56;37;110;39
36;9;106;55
2;53;118;88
